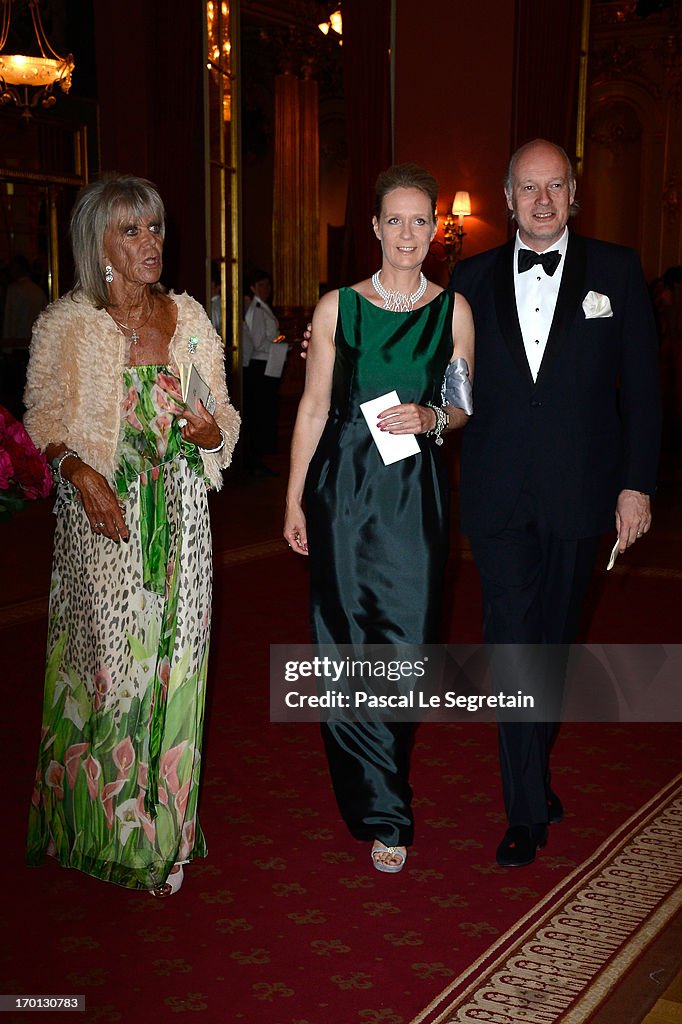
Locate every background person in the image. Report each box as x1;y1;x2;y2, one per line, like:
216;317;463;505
1;253;47;340
284;164;474;873
242;269;286;476
210;260;223;335
24;174;240;895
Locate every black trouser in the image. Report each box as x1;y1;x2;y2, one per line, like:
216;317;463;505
243;360;281;465
469;488;599;825
321;720;415;847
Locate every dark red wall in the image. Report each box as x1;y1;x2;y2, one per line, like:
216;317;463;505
94;0;206;302
394;1;516;263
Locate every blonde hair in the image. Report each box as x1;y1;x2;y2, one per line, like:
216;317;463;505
70;174;166;307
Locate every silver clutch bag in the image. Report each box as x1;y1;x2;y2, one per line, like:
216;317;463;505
441;357;473;416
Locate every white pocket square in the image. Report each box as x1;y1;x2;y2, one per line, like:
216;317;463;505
582;290;613;318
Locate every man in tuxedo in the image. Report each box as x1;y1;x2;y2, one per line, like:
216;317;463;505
451;139;661;867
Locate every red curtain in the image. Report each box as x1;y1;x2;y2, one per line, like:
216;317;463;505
512;0;584;161
340;0;392;285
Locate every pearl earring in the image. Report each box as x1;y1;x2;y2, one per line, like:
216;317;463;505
105;264;114;284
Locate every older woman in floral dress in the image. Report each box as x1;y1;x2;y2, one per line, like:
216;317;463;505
24;175;239;894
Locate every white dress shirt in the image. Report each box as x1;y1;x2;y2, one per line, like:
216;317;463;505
514;227;569;382
243;297;287;378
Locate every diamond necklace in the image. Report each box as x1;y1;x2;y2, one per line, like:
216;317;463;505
371;270;427;312
111;295;155;343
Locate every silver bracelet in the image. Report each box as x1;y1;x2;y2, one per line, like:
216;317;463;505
199;429;225;454
425;404;448;446
51;448;80;484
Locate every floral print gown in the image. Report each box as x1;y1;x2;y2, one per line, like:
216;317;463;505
26;366;212;889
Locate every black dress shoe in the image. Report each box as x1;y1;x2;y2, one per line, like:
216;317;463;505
547;789;563;824
496;824;548;867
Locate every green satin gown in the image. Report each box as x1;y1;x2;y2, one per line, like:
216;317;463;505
304;286;454;847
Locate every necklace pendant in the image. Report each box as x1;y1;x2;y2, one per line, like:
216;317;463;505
371;271;427;312
384;290;413;313
131;328;139;344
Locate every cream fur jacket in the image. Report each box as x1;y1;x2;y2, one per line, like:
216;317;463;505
24;290;240;490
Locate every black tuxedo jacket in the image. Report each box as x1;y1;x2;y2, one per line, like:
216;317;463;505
450;233;661;539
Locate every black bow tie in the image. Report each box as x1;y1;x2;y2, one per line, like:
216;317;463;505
518;248;562;277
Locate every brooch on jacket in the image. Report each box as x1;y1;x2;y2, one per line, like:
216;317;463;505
188;336;198;354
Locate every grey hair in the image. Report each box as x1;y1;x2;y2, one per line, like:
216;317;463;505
70;174;166;307
504;140;579;218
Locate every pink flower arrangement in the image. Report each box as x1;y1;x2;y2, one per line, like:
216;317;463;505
0;404;52;520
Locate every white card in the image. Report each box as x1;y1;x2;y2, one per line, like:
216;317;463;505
264;340;288;378
183;363;216;415
606;537;620;571
359;391;421;466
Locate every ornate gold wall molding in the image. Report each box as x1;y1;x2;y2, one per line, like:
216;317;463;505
582;0;682;274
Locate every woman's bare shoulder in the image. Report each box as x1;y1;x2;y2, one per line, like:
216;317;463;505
452;290;473;318
346;278;375;302
313;289;340;323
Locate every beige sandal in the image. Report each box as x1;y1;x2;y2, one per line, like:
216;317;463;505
149;864;184;897
371;840;407;874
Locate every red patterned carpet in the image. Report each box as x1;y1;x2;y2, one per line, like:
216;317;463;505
414;773;682;1023
2;510;681;1023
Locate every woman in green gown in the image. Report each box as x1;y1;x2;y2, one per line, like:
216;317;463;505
284;164;475;872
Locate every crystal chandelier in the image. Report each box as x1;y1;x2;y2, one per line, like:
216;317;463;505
0;0;75;119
